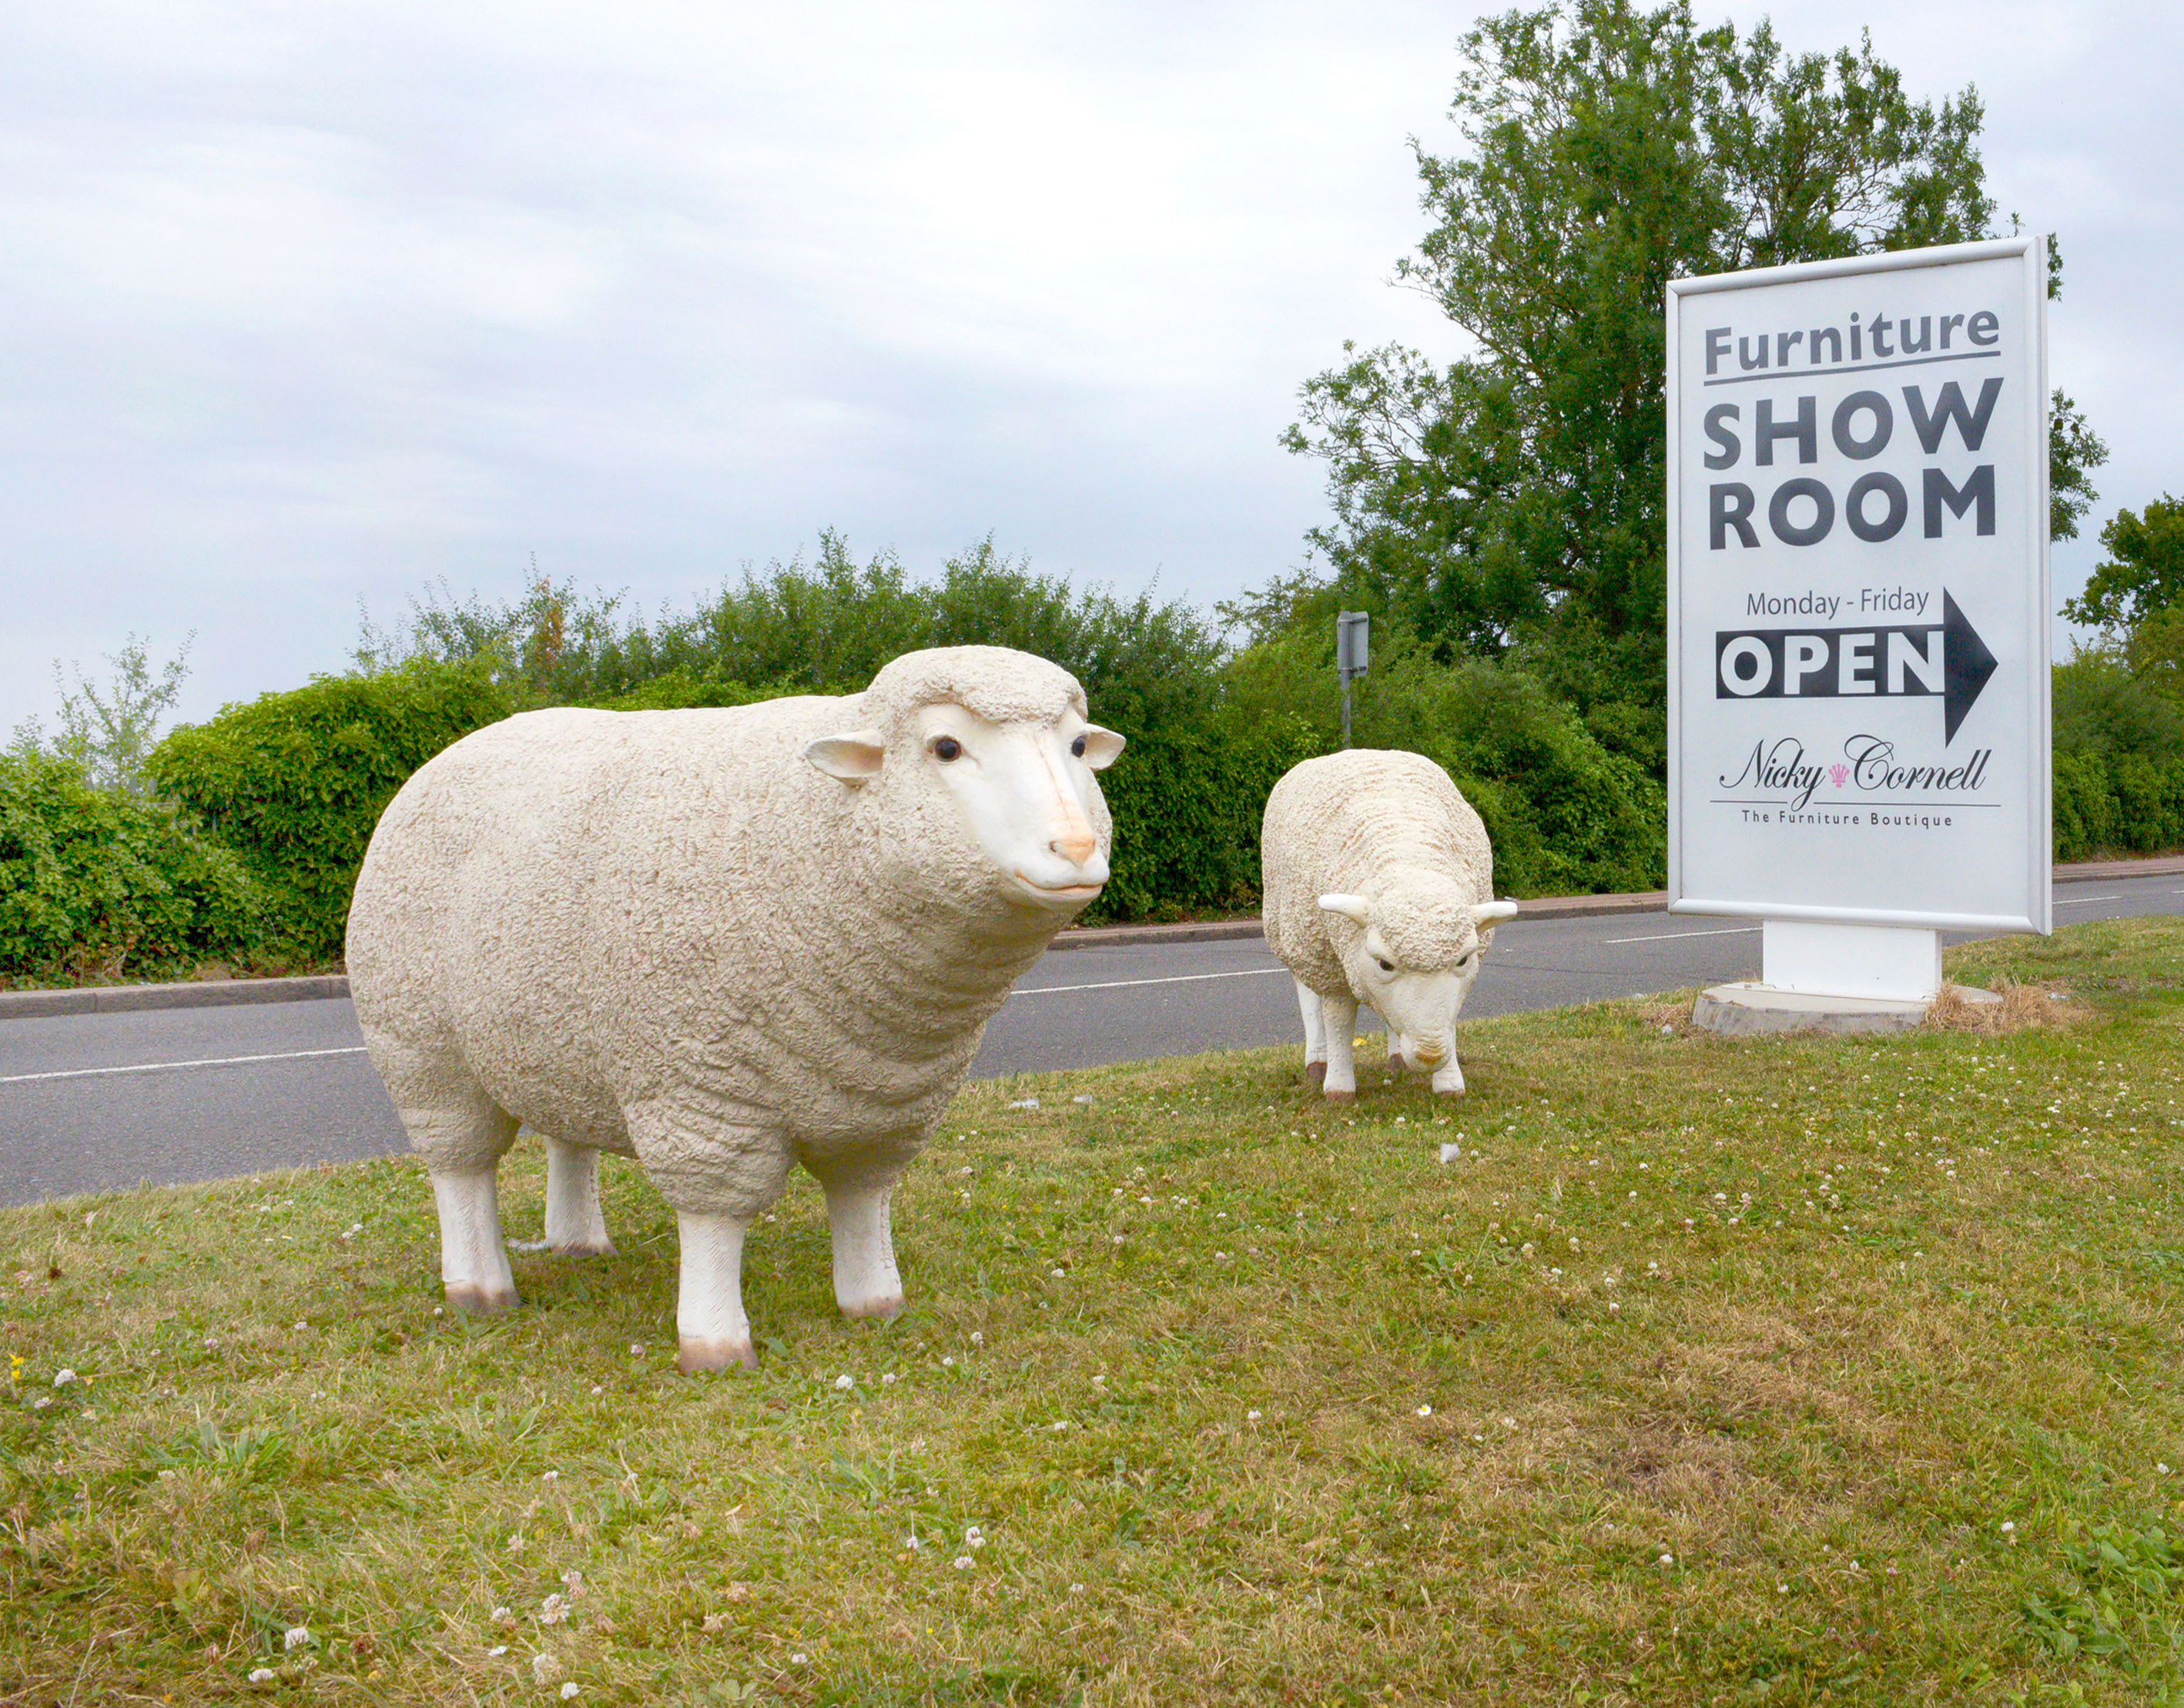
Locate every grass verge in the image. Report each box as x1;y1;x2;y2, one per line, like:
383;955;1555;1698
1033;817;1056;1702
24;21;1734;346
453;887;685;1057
5;918;2184;1705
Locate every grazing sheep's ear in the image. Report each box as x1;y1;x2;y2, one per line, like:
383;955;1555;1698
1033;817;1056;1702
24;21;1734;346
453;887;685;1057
805;729;886;783
1470;898;1520;942
1318;893;1372;928
1079;725;1125;771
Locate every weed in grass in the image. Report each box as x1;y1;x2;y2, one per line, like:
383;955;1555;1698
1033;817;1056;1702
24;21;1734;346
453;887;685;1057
1;916;2182;1703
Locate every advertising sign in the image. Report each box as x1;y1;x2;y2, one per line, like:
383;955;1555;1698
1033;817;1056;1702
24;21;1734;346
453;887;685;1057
1666;236;2051;934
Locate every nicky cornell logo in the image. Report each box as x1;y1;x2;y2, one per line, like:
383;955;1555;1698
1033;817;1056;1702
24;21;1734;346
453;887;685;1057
1713;590;1996;742
1719;735;1991;812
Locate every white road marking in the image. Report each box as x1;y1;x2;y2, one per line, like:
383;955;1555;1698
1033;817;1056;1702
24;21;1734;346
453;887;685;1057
0;1046;370;1087
2057;895;2122;903
1013;966;1291;998
1600;926;1762;944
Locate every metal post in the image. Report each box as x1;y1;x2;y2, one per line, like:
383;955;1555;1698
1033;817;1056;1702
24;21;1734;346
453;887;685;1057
1335;610;1368;749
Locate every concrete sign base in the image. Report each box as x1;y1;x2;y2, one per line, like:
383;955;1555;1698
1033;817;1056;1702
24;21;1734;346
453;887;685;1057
1691;980;2000;1036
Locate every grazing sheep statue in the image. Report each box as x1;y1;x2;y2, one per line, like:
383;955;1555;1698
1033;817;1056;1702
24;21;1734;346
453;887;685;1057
346;646;1122;1371
1261;749;1516;1101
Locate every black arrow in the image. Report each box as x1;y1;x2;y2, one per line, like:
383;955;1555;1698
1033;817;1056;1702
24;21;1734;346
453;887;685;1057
1940;590;1996;743
1713;591;1998;745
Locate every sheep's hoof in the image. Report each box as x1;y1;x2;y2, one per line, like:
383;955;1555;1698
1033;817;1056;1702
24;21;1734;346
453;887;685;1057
549;1237;618;1258
1433;1083;1468;1099
839;1294;906;1322
678;1337;759;1375
1305;1061;1327;1087
1322;1088;1355;1104
444;1284;519;1316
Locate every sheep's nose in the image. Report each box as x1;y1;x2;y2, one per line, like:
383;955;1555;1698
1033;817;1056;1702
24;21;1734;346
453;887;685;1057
1053;829;1098;865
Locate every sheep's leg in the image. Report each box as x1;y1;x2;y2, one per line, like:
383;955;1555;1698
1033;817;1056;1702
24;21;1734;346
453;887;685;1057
368;1035;520;1314
1431;1052;1467;1096
802;1154;908;1321
544;1137;616;1255
430;1168;519;1314
1321;992;1360;1102
675;1211;758;1372
1295;978;1328;1088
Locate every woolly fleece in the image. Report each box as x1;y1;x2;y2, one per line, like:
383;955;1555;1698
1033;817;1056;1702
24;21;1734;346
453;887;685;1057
346;645;1113;1352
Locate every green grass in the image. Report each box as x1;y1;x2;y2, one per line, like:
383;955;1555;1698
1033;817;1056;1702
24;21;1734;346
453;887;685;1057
5;918;2184;1705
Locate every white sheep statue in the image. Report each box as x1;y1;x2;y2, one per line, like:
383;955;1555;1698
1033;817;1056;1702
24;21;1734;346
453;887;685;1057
1261;749;1517;1101
346;645;1123;1371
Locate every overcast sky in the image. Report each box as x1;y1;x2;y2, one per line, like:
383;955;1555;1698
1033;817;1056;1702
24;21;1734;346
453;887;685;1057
2;1;2176;732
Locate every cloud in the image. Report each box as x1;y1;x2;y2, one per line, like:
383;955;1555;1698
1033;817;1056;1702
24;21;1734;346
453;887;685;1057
0;1;2172;728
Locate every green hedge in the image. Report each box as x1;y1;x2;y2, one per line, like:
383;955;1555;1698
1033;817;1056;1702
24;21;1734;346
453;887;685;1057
146;662;510;959
0;750;263;985
1082;712;1320;923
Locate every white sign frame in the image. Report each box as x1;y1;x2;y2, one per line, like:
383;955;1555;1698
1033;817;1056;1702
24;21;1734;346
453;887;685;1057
1665;236;2052;936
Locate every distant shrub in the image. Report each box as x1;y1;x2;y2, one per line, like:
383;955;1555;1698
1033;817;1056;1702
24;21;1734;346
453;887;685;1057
2050;649;2184;862
1084;712;1319;923
0;749;262;985
146;662;510;959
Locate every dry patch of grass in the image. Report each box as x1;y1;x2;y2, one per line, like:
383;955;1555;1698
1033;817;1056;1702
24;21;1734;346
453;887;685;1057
5;917;2184;1705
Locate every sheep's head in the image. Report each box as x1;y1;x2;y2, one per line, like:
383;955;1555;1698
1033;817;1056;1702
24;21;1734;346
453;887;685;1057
805;646;1124;914
1318;882;1519;1066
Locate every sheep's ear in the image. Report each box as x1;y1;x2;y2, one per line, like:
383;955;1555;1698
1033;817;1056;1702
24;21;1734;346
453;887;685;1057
1318;893;1372;928
1079;725;1125;771
1470;897;1520;942
806;729;886;783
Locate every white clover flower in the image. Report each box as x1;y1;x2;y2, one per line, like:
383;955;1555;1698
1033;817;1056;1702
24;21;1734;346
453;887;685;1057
628;1343;645;1357
53;1369;76;1387
248;1667;276;1683
541;1469;559;1483
561;1570;583;1596
2001;1521;2015;1533
31;1396;51;1410
970;1331;983;1345
1659;1553;1673;1566
953;1556;974;1570
1050;1268;1067;1280
537;1593;570;1626
835;1375;854;1392
790;1652;810;1665
561;1685;581;1700
904;1534;922;1551
532;1652;564;1684
283;1626;310;1651
1246;1410;1261;1422
942;1357;956;1368
490;1606;515;1628
881;1372;896;1385
964;1525;985;1549
488;1644;508;1657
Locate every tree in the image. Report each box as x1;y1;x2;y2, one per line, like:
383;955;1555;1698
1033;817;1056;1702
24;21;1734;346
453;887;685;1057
2062;495;2184;631
10;633;195;797
1285;0;2072;718
2049;392;2108;544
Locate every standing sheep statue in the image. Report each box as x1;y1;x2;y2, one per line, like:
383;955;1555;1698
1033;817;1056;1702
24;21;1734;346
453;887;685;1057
1261;749;1517;1102
347;646;1122;1371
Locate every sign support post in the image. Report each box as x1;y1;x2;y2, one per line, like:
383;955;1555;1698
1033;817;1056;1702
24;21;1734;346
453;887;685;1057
1336;610;1369;748
1664;236;2051;1031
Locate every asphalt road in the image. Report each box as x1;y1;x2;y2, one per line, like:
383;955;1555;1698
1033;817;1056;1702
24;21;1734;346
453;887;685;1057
5;870;2180;1207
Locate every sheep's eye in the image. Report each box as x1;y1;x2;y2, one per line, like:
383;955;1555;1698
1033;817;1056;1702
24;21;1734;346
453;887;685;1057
932;736;962;762
1375;957;1394;973
1070;734;1087;759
